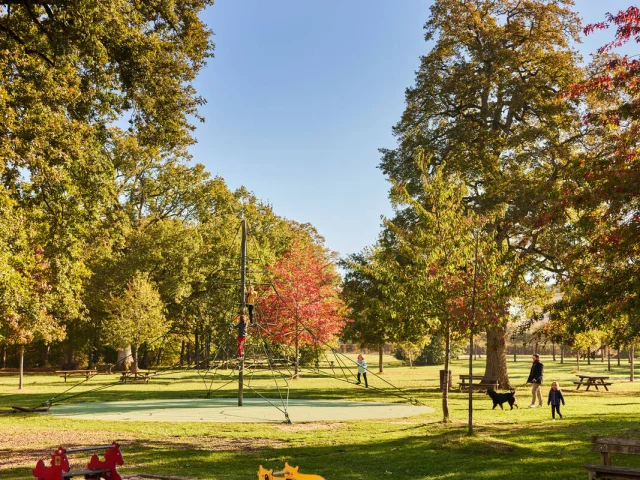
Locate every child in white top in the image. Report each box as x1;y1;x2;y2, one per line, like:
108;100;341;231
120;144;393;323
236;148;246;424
356;354;368;388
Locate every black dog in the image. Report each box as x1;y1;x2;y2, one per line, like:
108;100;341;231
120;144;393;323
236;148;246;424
487;388;518;410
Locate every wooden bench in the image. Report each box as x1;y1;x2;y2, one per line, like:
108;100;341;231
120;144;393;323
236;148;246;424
56;370;98;382
582;436;640;479
119;370;156;383
458;374;499;391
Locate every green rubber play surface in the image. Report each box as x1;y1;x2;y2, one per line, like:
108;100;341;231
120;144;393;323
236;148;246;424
47;398;434;423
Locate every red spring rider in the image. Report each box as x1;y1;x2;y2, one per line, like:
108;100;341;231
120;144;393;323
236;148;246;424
33;448;70;480
87;442;124;480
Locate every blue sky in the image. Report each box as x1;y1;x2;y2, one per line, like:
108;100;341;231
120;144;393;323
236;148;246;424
190;0;633;257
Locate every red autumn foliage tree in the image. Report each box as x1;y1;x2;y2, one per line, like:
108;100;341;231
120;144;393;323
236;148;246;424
259;241;347;377
557;6;640;338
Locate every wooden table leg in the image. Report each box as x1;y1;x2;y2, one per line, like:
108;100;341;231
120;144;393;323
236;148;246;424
586;382;591;391
600;380;609;391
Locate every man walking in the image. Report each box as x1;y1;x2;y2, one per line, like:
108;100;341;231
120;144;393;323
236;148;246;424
527;353;544;408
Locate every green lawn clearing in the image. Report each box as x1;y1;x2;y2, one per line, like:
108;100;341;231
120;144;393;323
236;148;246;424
1;355;639;479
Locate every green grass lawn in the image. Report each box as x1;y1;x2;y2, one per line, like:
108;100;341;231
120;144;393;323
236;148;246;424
1;355;639;479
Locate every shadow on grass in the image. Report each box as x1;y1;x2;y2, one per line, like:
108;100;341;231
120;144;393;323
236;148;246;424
4;417;640;480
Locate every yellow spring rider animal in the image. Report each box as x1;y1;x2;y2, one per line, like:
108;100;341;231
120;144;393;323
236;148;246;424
258;462;325;480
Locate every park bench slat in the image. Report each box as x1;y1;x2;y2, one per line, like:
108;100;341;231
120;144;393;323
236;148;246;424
592;444;640;455
592;437;640;448
581;464;640;479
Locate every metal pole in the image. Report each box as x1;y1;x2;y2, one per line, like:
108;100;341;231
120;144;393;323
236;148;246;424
66;445;116;453
239;218;247;406
469;231;479;435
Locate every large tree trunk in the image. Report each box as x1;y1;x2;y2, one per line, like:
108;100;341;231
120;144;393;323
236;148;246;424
483;325;509;388
180;340;186;366
42;343;50;367
442;324;451;423
117;346;132;371
19;345;24;390
155;346;164;366
132;345;139;374
378;344;384;374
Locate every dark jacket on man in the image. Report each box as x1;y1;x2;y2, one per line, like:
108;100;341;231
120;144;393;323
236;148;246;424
548;389;565;406
527;360;544;384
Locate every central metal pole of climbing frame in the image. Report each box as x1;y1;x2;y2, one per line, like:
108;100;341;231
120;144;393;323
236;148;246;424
238;218;247;406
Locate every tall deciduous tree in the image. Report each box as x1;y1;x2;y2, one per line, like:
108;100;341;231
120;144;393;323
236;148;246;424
379;0;583;386
1;1;214;368
103;274;167;373
259;241;346;378
341;247;406;374
384;165;539;421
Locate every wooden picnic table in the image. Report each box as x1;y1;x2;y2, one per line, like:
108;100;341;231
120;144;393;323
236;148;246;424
56;370;98;382
120;370;156;383
458;374;499;391
574;374;612;391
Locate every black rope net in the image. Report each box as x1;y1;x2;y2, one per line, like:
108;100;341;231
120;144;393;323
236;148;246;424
11;220;424;422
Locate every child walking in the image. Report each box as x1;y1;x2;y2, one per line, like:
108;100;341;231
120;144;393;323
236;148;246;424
356;354;368;388
547;381;565;420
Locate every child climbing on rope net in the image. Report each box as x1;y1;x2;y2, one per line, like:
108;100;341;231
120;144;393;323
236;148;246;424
233;315;248;358
245;285;257;324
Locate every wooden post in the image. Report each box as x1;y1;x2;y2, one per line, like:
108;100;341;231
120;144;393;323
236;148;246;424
194;329;199;369
607;346;611;372
631;345;635;383
601;346;604;363
468;231;478;435
560;344;564;364
379;344;384;374
238;218;247;406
